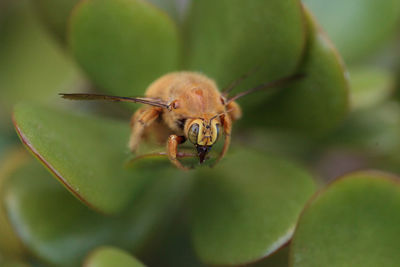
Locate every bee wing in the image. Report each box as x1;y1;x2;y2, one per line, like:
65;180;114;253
226;73;305;104
59;93;170;109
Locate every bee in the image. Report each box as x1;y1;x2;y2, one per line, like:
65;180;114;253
61;71;301;170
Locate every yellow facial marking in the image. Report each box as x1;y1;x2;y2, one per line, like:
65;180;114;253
187;118;220;146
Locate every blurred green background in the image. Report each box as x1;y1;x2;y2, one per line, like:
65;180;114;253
1;0;400;266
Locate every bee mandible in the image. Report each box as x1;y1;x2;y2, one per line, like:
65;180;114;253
61;71;302;170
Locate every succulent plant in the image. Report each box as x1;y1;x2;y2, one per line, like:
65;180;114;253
1;0;400;266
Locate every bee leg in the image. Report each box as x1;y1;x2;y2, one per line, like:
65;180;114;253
129;107;162;152
213;114;232;166
211;101;240;166
167;135;190;171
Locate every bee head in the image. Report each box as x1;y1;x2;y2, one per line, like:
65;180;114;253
185;118;221;163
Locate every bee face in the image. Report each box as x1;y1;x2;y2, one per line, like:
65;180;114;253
186;118;221;163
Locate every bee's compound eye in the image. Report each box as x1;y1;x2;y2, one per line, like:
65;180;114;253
188;123;200;144
215;123;221;141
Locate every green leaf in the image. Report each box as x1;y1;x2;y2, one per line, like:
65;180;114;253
33;0;80;42
327;102;400;157
69;0;180;97
191;148;315;266
3;158;192;266
322;101;400;174
185;0;306;98
13;103;134;213
250;247;289;267
84;247;145;267
0;1;83;115
238;128;314;162
0;148;28;259
4;159;104;266
0;258;31;267
146;0;188;24
349;66;395;110
0;130;16;155
13;103;192;213
144;218;205;267
252;8;349;135
290;171;400;267
303;0;400;63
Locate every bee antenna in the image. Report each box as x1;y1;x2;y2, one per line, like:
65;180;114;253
226;73;305;105
210;108;234;121
210;113;223;121
222;64;263;97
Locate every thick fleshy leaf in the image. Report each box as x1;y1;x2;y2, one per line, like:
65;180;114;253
0;136;6;156
191;148;315;266
397;71;400;100
0;148;28;259
146;0;190;24
251;247;289;267
321;101;400;175
290;171;400;267
252;8;349;135
0;1;83;116
238;128;314;162
311;67;395;177
349;67;395;110
303;0;400;63
84;247;145;267
143;217;205;267
3;158;192;266
327;102;400;157
13;103;193;213
33;0;80;42
0;0;13;22
69;0;180;97
185;0;306;101
0;258;30;267
0;129;17;155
